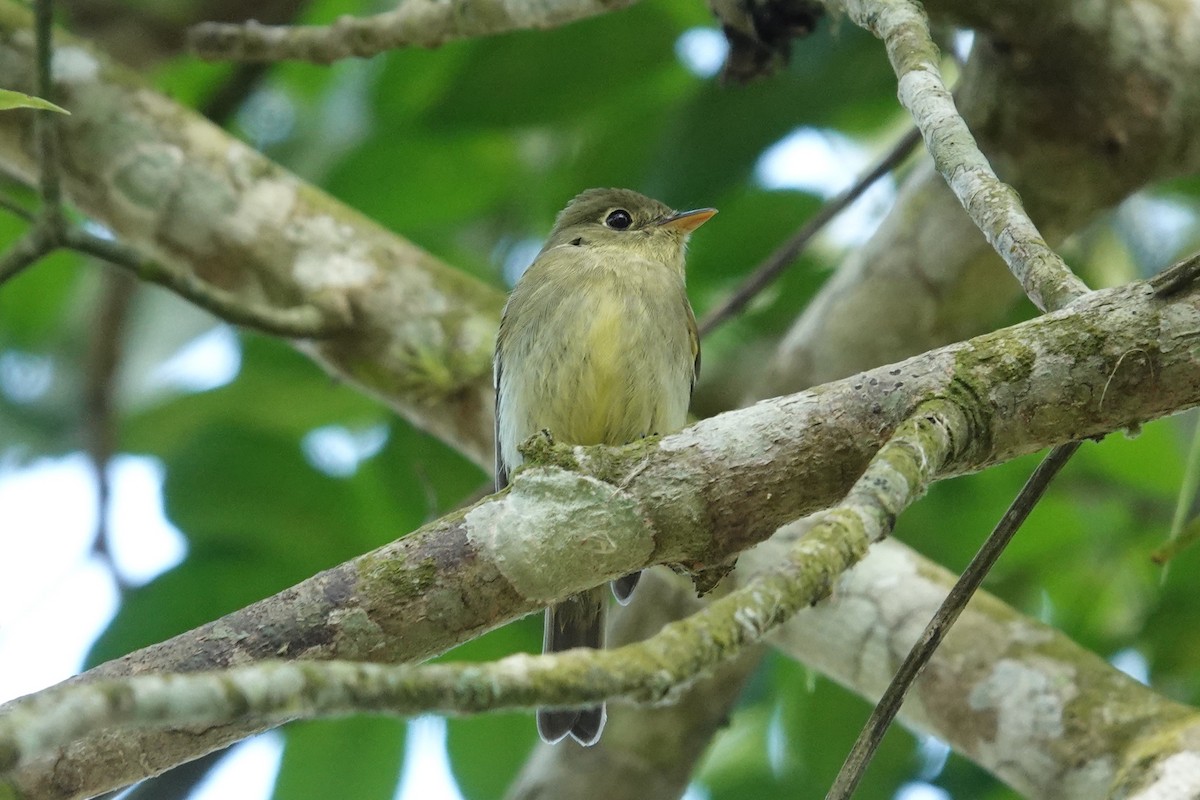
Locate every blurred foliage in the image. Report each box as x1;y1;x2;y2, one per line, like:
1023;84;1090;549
2;0;1200;798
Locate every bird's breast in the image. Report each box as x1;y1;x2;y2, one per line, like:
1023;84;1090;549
497;263;693;469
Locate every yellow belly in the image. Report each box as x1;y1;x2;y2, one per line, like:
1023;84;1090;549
496;256;694;473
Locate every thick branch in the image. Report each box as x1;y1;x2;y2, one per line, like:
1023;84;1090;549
4;275;1199;797
0;1;502;467
754;536;1200;799
2;403;959;779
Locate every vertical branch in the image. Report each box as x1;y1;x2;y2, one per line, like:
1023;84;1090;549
33;0;62;226
82;269;137;582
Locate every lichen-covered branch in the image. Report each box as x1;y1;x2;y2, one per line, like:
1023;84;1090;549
751;536;1200;799
505;570;766;800
187;0;643;63
0;1;502;467
831;0;1089;313
1;403;959;779
765;0;1200;396
4;274;1200;798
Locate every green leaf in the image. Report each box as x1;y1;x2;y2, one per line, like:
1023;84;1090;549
422;5;684;130
123;334;386;456
0;88;69;114
446;712;536;800
273;718;405;800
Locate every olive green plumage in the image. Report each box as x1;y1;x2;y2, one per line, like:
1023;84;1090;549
494;188;714;746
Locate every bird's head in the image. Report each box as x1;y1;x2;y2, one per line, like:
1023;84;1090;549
543;188;716;268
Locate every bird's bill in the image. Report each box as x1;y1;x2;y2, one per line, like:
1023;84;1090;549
656;208;717;233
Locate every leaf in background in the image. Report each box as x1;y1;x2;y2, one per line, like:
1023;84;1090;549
0;88;68;113
757;654;921;799
273;718;406;800
423;6;684;131
123;333;385;456
446;712;536;800
645;23;898;203
324;130;518;238
0;247;86;349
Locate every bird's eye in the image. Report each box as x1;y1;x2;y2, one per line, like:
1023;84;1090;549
605;209;633;230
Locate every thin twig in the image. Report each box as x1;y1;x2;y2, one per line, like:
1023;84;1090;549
0;0;63;287
698;126;922;338
83;269;137;586
825;441;1082;800
65;231;350;338
0;193;35;222
189;0;641;63
0;226;54;283
33;0;62;217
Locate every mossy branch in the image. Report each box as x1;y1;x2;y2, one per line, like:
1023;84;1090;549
0;403;959;776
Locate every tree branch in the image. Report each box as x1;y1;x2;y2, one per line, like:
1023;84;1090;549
764;0;1200;397
3;274;1199;798
188;0;644;63
2;400;961;777
833;0;1089;312
0;1;503;467
753;534;1200;799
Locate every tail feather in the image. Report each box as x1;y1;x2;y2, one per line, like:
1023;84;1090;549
538;587;607;746
611;570;641;604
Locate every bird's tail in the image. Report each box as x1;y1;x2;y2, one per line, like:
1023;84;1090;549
537;586;607;746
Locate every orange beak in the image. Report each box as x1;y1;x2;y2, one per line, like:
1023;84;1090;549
656;207;717;233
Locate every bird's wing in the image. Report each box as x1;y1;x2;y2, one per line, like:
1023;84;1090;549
686;297;701;396
494;352;508;491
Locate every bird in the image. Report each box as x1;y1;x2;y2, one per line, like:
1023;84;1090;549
494;187;715;746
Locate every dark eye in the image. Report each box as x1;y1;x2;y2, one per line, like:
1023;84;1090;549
605;209;633;230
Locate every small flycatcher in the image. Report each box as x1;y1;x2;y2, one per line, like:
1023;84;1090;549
494;188;715;746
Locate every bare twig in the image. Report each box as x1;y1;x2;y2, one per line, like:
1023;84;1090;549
82;269;137;584
826;440;1082;799
189;0;642;64
33;0;62;216
65;231;349;338
0;0;63;286
836;0;1090;313
698;126;921;338
0;226;55;283
0;192;35;222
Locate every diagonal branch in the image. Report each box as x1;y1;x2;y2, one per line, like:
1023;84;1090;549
0;2;504;467
3;274;1198;799
697;125;922;338
833;0;1090;313
188;0;643;63
0;402;962;774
